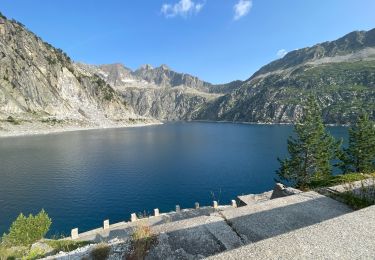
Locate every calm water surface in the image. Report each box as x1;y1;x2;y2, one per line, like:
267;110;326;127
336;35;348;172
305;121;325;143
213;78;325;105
0;122;348;235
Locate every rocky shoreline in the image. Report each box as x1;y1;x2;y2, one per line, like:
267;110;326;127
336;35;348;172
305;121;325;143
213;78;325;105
0;120;162;138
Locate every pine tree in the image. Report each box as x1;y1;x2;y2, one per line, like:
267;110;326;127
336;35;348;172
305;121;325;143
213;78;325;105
339;113;375;173
277;96;340;188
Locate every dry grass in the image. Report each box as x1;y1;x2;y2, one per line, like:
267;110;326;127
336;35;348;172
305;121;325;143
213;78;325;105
90;243;111;260
126;222;156;260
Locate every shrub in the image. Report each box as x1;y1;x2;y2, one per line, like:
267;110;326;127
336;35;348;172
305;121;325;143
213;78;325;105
90;243;111;260
2;209;52;246
46;239;89;253
127;222;155;260
6;116;20;125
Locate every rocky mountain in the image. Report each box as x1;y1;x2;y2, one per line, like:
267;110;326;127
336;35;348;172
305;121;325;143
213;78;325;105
195;29;375;124
0;13;151;134
1;10;374;130
77;63;241;120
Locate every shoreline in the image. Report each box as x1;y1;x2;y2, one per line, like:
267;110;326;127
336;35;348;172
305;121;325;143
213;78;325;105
0;121;163;138
188;119;350;127
0;119;350;138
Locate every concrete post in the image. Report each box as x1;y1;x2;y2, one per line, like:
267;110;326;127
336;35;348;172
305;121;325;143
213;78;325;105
213;201;218;209
131;213;138;222
195;202;200;209
71;228;79;239
176;205;181;213
103;219;110;230
231;200;237;208
154;208;160;217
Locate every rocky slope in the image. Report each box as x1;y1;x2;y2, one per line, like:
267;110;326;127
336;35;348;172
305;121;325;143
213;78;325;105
1;10;374;128
195;29;375;124
77;63;241;120
0;13;154;135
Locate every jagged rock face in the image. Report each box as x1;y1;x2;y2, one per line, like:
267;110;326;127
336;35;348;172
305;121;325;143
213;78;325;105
121;86;222;120
133;64;212;92
78;63;240;120
0;15;137;125
195;29;375;124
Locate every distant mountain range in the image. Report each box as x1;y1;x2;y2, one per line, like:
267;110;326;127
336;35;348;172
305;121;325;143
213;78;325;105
0;11;374;128
196;29;375;124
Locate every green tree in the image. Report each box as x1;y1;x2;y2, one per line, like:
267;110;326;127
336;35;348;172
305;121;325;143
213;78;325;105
339;112;375;173
2;209;52;246
277;97;341;188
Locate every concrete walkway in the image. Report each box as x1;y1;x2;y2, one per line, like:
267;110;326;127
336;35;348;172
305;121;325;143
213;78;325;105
208;205;375;260
66;185;374;259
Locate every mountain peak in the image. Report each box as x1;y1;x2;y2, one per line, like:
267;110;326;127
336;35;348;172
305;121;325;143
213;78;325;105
159;64;170;71
139;64;154;70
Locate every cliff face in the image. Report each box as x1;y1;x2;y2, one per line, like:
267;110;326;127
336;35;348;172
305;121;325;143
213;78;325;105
194;29;375;124
78;63;240;121
0;14;143;128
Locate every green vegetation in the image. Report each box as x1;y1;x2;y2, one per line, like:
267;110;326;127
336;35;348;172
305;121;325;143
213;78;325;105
46;239;90;253
92;75;115;101
339;112;375;173
334;191;374;210
127;222;155;260
0;209;91;259
277;96;341;189
90;243;111;260
2;210;51;247
6;116;20;125
307;172;375;189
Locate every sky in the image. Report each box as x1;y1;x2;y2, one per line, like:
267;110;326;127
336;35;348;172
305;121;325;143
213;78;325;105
1;0;375;84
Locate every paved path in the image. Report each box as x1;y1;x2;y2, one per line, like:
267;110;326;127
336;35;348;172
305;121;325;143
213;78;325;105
208;205;375;260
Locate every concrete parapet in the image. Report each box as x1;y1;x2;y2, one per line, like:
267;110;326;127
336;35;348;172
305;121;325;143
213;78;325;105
103;219;109;230
71;228;79;239
131;213;138;222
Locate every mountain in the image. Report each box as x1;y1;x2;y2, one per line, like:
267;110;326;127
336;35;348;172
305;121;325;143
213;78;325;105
78;63;242;120
1;10;374;130
0;13;150;133
195;29;375;124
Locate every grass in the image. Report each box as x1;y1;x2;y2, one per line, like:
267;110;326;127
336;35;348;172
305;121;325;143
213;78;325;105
334;191;374;210
307;172;375;189
46;239;90;253
126;222;156;260
0;239;90;260
308;172;375;210
90;243;111;260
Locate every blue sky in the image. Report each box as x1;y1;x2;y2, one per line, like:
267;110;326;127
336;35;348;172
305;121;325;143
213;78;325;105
1;0;375;84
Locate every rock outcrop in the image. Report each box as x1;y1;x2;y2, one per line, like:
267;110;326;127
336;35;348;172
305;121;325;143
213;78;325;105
0;13;150;132
194;29;375;124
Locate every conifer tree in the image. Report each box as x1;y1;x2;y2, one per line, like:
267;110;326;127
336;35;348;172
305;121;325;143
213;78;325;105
339;112;375;173
277;96;340;188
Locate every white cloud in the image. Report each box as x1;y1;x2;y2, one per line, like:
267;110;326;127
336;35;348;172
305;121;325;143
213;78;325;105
276;49;288;58
233;0;252;20
161;0;205;18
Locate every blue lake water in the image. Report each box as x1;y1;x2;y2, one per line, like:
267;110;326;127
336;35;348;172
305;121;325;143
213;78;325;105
0;122;348;236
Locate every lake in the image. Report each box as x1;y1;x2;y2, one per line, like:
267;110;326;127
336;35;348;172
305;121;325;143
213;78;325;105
0;122;348;236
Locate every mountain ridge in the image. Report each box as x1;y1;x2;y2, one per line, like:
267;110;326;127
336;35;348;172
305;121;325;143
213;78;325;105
0;10;374;132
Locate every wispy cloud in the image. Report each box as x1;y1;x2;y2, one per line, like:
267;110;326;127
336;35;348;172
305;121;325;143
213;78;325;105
161;0;205;18
276;49;288;58
233;0;252;20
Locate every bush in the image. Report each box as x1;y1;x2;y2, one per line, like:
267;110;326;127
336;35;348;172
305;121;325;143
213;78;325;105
6;116;20;125
127;222;155;260
90;243;111;260
2;209;52;246
46;239;89;253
